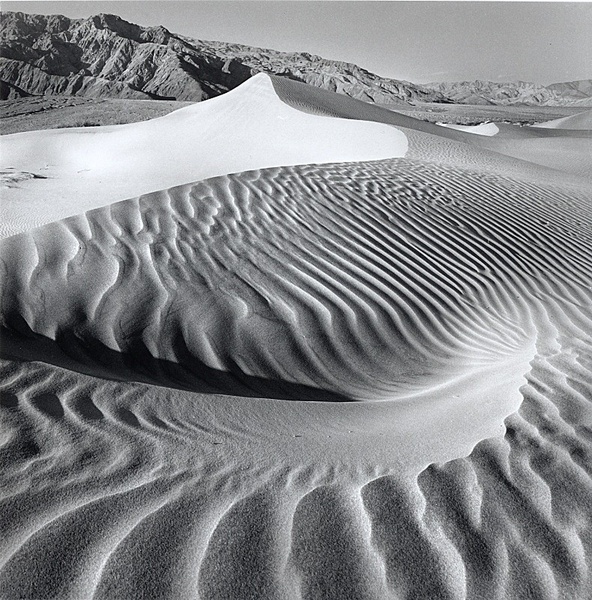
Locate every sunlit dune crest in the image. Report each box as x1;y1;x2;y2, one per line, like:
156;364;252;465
0;73;407;238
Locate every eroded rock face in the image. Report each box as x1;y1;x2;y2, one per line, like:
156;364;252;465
0;12;210;100
0;11;445;103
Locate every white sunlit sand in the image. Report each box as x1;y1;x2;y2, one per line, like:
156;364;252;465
1;74;592;599
0;73;407;238
438;122;500;136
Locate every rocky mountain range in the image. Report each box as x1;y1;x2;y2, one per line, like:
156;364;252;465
422;79;592;107
1;11;591;107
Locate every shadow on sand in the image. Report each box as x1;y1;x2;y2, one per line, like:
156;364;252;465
1;314;352;402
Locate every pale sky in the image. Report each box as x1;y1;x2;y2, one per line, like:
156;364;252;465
3;1;591;85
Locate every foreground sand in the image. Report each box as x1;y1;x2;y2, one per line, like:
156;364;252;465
1;76;591;599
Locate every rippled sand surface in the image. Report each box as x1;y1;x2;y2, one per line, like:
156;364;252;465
1;75;591;599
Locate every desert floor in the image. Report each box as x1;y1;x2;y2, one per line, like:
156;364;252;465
1;74;591;599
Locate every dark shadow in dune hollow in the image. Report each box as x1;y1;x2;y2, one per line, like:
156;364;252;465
0;314;352;402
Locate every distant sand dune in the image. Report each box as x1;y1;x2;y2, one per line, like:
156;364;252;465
1;74;592;599
3;74;591;240
473;130;592;179
532;109;592;130
438;122;500;136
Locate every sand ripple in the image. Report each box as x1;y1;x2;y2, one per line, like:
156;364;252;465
1;154;591;597
5;158;588;399
1;348;591;598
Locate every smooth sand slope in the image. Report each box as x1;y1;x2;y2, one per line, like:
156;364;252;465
269;75;592;180
4;74;592;240
532;109;592;130
0;73;407;238
1;75;592;599
436;110;592;179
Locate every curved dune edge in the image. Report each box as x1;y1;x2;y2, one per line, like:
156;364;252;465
2;155;591;432
0;73;408;238
3;159;564;400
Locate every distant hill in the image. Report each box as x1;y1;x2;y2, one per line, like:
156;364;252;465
421;79;592;107
1;11;591;107
546;80;592;105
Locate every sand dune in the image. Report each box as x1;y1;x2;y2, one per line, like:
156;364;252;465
1;161;542;406
438;122;500;136
0;73;407;238
532;109;592;130
270;76;592;180
1;74;592;599
472;126;592;179
3;73;591;240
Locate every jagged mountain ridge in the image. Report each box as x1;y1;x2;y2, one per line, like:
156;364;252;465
1;11;590;107
0;11;445;104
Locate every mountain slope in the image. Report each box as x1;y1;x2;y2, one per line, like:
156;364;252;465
3;11;589;107
0;11;445;104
